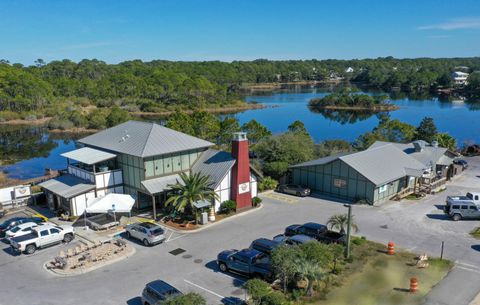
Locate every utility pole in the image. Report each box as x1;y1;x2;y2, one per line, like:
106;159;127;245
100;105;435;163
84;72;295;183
344;204;352;259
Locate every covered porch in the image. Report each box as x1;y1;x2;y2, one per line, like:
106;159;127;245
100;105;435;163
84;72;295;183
140;174;183;220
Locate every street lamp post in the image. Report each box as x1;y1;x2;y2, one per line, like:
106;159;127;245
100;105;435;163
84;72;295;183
344;203;352;259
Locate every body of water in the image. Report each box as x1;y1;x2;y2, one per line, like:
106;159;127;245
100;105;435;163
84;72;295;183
1;86;479;179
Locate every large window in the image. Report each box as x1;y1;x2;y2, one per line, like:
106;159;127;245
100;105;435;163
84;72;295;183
379;184;388;193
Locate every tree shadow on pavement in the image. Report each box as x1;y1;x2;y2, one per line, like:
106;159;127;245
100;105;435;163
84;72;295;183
205;260;248;287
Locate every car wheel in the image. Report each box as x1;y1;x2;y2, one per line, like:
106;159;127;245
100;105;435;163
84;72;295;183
143;239;150;247
63;233;74;243
219;262;228;272
452;214;461;221
25;244;36;255
125;231;131;239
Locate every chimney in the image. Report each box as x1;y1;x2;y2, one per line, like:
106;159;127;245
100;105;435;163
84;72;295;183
231;132;252;211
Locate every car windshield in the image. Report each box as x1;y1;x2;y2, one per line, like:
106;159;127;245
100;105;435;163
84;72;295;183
10;226;21;233
151;228;164;235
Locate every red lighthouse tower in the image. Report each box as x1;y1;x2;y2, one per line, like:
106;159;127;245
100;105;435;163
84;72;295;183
231;132;252;211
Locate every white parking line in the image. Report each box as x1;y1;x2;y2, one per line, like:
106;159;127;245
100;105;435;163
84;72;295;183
167;234;186;243
183;279;225;299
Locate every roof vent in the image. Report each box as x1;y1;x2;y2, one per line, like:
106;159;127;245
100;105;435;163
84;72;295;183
413;141;425;152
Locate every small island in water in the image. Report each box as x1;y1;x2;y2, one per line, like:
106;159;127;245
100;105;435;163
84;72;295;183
308;92;399;111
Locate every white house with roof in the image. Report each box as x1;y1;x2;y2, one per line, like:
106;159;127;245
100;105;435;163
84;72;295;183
452;71;469;85
39;121;258;217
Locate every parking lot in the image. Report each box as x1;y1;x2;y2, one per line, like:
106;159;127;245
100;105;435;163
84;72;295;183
1;157;480;305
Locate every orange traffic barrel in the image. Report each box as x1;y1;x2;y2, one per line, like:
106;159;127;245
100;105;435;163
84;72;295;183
410;277;418;293
387;242;395;255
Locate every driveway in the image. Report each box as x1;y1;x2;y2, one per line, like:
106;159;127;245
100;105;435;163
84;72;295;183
0;157;479;305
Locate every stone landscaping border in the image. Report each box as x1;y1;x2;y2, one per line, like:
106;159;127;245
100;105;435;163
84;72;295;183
44;245;136;277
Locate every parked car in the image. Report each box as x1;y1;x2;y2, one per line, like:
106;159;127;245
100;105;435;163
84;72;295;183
444;201;480;221
10;223;74;254
4;222;39;243
217;248;273;280
273;234;316;246
446;192;480;208
453;159;468;169
276;184;311;197
141;280;182;305
285;222;327;238
249;238;281;255
0;217;45;237
125;222;166;246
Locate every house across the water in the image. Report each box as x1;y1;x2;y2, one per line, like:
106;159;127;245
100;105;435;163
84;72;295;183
290;140;462;205
39;121;258;217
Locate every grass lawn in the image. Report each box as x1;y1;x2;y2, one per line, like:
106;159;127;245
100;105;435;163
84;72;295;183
310;239;452;305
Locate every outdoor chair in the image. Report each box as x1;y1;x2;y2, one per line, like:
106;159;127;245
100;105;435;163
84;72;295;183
416;253;429;268
59;250;66;258
75;246;82;256
66;248;74;258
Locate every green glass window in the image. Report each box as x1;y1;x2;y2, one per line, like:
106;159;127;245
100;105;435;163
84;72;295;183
164;156;173;174
154;158;164;176
181;154;190;170
173;155;181;172
145;160;154;178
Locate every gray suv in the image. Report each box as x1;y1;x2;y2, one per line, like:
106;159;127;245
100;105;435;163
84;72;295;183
141;280;182;305
125;222;166;246
445;202;480;221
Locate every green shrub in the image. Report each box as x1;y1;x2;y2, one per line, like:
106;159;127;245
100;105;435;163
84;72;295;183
245;278;272;304
258;176;278;192
263;161;289;179
48;117;74;130
0;111;21;121
262;291;289;305
252;196;262;207
219;200;236;214
163;292;206;305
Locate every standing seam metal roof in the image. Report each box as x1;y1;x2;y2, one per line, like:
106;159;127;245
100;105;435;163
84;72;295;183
340;144;427;186
60;147;117;165
78;121;214;158
38;175;95;199
191;149;236;188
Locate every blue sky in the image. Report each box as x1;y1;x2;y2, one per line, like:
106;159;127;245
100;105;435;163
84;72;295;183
1;0;479;64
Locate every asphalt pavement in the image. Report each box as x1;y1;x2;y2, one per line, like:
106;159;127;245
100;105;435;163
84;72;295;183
0;157;479;305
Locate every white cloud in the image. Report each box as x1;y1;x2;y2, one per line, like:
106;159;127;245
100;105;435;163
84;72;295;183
418;17;480;30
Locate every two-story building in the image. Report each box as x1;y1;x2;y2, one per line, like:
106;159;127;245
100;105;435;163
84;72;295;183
39;121;258;217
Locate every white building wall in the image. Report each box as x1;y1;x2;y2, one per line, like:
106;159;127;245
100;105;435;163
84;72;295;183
214;170;231;212
71;190;96;216
250;173;257;198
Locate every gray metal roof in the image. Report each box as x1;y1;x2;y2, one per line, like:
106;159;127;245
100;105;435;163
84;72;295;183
191;149;236;188
340;144;427;186
38;175;95;199
141;174;183;195
369;141;454;167
290;152;354;168
78;121;214;158
61;147;117;165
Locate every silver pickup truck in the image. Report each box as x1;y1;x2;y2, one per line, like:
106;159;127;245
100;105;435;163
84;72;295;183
446;192;480;206
10;223;74;254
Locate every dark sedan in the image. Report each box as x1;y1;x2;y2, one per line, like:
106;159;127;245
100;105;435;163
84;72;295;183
0;217;45;237
276;184;311;197
285;222;327;239
453;159;468;169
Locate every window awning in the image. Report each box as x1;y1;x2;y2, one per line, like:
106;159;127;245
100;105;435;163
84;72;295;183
38;175;95;199
61;147;117;165
141;174;184;195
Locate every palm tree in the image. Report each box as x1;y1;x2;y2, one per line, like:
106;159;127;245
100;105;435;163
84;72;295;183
295;259;325;296
326;213;358;234
165;172;219;222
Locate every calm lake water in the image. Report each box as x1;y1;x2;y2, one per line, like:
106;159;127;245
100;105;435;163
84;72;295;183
1;86;479;179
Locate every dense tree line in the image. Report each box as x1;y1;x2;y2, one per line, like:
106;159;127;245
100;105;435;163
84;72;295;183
0;57;479;119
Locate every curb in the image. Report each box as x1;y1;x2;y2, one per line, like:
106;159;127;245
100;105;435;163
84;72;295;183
44;246;136;277
160;203;264;234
